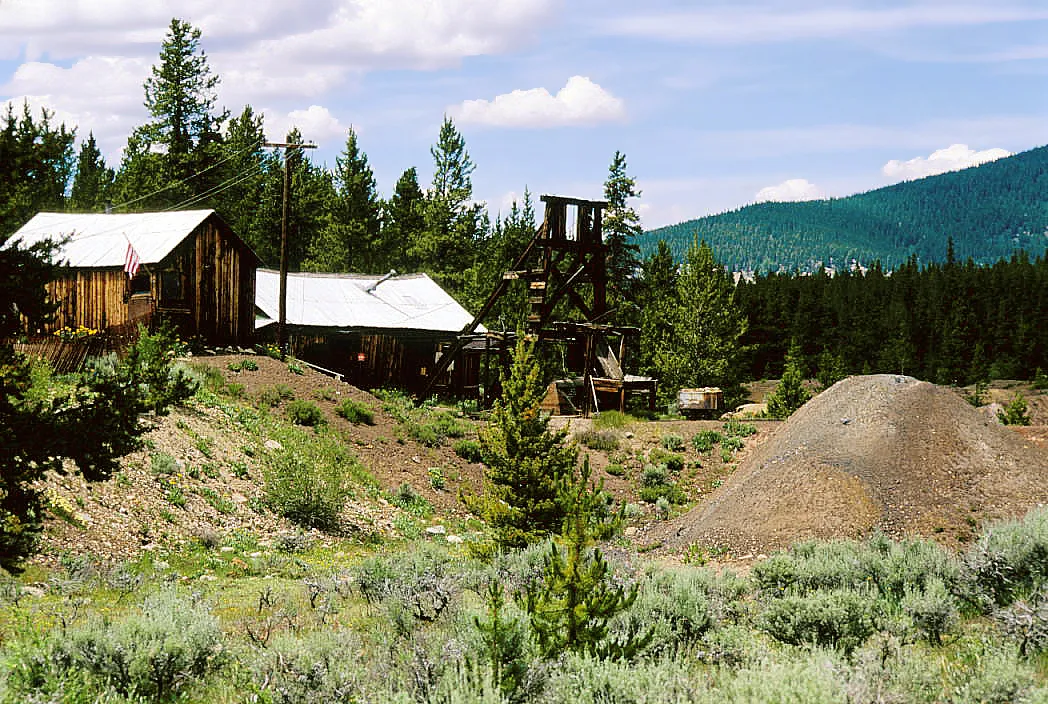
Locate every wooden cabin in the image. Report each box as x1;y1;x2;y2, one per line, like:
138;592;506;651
10;210;259;346
254;269;484;395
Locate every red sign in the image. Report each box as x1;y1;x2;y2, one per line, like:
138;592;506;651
356;352;367;362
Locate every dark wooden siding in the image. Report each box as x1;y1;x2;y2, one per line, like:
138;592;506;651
41;214;257;346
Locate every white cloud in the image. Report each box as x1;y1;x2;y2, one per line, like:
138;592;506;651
882;144;1012;180
754;179;826;203
2;55;151;159
264;105;347;144
453;76;626;128
601;4;1048;44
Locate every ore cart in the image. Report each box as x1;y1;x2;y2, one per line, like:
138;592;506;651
678;387;723;420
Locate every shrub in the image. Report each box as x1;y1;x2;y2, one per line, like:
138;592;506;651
721;435;744;452
593;410;633;430
660;433;685;451
963;506;1048;608
723;419;757;437
408;410;471;447
604;463;625;477
262;433;361;531
393;483;433;517
993;587;1048;656
758;588;877;653
692;430;723;453
150;452;179;475
902;577;958;645
259;384;295;407
286;400;325;427
335;398;375;425
250;630;364;703
654;496;671;520
575;429;620;452
428;466;446;490
641;463;669;488
648;448;684;472
454;438;484;462
998;393;1031;426
56;591;225;700
611;568;714;656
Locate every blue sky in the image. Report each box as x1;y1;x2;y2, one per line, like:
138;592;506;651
1;0;1046;229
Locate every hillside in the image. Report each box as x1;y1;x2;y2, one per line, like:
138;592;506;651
638;145;1048;272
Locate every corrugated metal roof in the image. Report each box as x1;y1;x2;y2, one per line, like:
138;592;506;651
8;210;215;267
255;269;484;334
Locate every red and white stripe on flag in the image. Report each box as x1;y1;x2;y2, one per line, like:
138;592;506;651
124;241;141;279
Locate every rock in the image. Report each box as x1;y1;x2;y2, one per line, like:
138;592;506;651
198;574;217;582
624;431;635;439
219;546;235;553
425;525;447;535
264;439;283;451
624;526;638;537
154;560;170;570
446;535;464;544
20;585;46;599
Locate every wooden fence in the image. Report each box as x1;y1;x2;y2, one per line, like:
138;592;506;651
12;320;143;373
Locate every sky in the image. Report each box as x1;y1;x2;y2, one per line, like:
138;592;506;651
1;0;1046;230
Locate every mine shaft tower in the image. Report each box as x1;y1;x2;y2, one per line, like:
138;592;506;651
424;195;656;414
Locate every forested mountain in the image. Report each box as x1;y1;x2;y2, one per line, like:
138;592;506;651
638;145;1048;272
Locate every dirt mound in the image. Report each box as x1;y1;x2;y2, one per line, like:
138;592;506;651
662;375;1048;555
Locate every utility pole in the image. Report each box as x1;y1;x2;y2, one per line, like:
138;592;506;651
264;140;316;353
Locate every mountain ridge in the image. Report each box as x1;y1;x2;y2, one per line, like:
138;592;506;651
637;145;1048;272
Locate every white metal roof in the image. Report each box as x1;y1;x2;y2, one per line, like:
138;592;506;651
255;268;484;334
8;210;215;268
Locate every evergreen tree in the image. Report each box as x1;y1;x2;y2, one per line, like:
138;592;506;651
384;167;426;272
114;18;226;208
636;240;679;376
602;150;642;309
654;239;746;403
214;105;269;245
69;133;114;212
418;116;483;293
303;127;383;273
0;102;75;234
518;461;649;659
468;337;578;549
767;339;811;418
248;129;334;268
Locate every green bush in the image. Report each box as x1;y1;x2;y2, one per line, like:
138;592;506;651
453;438;484;462
902;577;958;645
604;463;625;477
56;590;224;700
993;588;1048;656
575;429;620;451
408;410;471;447
150;452;179;475
641;463;669;488
998;393;1031;426
286;399;325;427
335;398;375;425
392;482;433;517
259;384;295;407
758;588;877;653
721;435;744;452
692;430;722;453
963;505;1048;608
723;419;757;437
593;410;633;430
250;630;365;703
262;432;361;531
660;433;685;451
648;448;684;472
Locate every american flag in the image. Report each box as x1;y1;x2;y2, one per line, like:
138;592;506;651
124;240;141;279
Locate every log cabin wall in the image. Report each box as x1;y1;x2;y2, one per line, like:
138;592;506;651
40;214;257;347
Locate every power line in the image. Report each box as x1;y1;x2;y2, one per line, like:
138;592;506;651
161;162;265;212
108;136;266;212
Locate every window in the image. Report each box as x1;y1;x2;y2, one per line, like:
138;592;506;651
130;272;151;296
161;270;184;303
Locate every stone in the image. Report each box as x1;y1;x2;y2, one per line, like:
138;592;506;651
264;439;283;451
425;525;447;535
446;535;463;544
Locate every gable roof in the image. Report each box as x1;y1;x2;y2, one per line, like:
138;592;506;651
8;210;235;268
255;268;483;334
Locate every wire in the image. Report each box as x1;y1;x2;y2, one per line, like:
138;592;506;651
108;136;267;212
161;162;266;212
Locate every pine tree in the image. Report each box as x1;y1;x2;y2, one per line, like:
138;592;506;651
418;116;483;293
0;102;75;233
637;240;679;376
468;337;578;549
767;339;811;418
384;167;426;272
69;133;114;212
602;151;642;308
518;460;650;659
114;18;227;208
654;239;746;402
214;105;269;246
303;127;382;273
